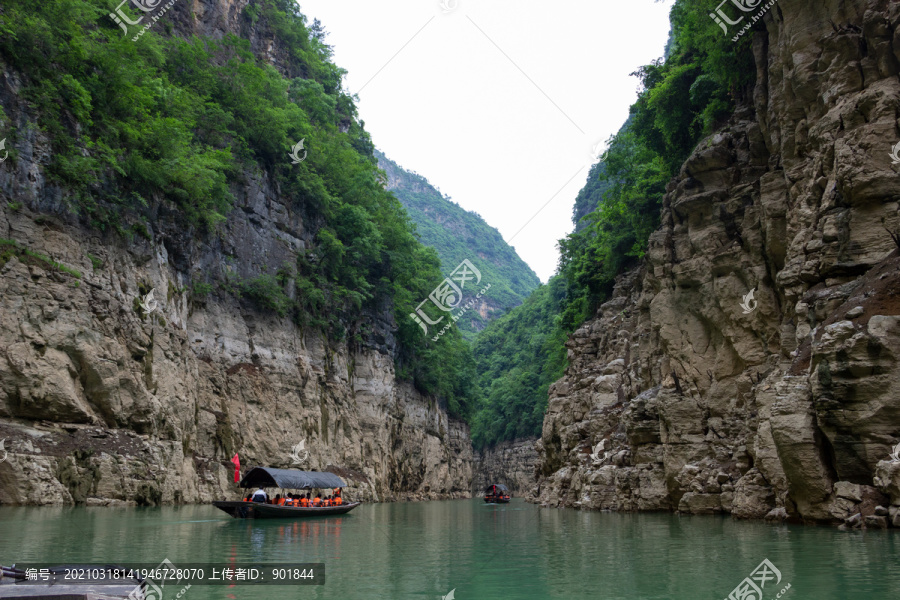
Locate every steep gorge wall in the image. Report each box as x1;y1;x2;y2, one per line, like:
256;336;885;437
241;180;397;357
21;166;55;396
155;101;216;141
472;438;538;497
0;1;473;506
536;0;900;526
0;166;474;506
0;159;473;506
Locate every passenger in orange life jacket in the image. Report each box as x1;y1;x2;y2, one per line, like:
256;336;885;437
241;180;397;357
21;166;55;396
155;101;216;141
334;494;343;506
300;494;309;507
312;494;323;507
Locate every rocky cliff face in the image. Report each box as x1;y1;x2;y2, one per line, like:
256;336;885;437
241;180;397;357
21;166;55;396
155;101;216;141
0;176;473;506
536;0;900;526
0;169;473;506
0;0;473;506
472;438;538;497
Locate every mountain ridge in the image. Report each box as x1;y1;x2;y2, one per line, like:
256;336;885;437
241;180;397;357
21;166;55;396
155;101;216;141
376;149;541;337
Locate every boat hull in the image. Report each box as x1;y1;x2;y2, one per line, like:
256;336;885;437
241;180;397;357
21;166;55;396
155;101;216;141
484;497;511;504
212;500;360;519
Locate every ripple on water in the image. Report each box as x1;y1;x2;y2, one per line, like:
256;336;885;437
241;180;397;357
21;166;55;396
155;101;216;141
1;500;898;600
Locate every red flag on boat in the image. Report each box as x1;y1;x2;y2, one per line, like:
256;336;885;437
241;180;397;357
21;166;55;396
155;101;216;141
231;453;240;483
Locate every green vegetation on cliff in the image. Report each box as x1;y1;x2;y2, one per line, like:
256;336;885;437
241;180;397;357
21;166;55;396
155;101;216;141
0;0;475;417
470;278;568;447
470;0;755;447
376;151;541;337
558;0;754;330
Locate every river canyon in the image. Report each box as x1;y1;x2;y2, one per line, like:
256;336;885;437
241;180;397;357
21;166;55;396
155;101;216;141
0;0;898;558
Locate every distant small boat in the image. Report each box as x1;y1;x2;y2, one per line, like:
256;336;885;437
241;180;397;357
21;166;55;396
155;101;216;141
483;484;511;504
213;467;360;519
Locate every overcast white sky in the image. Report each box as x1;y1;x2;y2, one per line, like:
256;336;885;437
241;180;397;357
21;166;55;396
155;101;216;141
297;0;675;282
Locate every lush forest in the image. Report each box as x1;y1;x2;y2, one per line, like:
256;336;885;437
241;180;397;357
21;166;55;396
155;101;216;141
376;150;541;338
469;277;568;447
469;0;756;447
0;0;477;417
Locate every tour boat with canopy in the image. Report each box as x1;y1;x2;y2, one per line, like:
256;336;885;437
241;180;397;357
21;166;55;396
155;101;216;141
483;483;511;504
212;467;360;519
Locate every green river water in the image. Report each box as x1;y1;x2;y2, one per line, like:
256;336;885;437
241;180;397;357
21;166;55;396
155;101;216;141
1;499;898;599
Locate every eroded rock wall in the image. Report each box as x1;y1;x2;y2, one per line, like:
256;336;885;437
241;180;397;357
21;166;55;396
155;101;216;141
0;0;475;505
0;170;473;506
536;0;900;525
472;438;538;498
0;179;474;505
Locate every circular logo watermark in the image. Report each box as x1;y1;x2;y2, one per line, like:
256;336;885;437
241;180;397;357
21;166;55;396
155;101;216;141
139;289;159;316
290;439;310;464
131;0;164;12
732;0;763;10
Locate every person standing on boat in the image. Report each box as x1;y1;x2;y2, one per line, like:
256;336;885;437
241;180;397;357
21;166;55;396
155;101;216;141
251;488;267;503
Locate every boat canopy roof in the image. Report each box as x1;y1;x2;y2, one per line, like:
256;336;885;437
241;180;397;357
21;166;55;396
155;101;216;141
484;484;510;494
240;467;346;490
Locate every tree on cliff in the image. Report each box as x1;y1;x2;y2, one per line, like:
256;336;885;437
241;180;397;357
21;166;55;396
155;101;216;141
0;0;476;417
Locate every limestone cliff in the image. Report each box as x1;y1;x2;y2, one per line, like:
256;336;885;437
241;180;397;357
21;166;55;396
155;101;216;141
536;0;900;526
0;174;473;506
0;0;473;506
472;438;539;498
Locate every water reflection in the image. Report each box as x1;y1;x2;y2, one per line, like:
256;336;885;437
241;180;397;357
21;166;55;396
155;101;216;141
0;501;898;600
